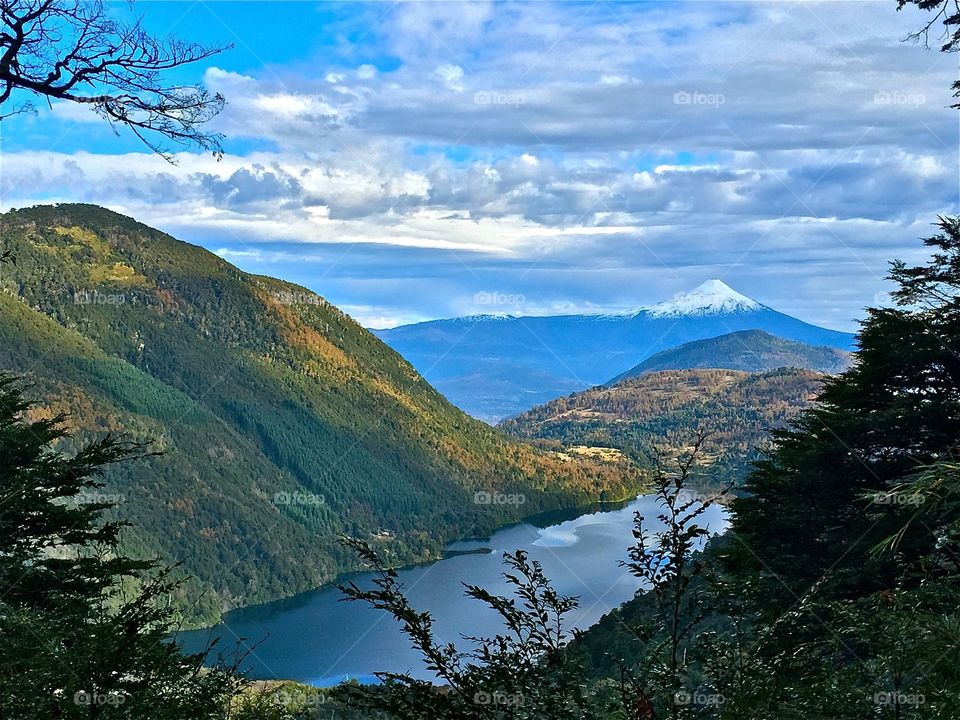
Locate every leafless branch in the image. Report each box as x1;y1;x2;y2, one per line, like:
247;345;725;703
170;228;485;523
0;0;231;160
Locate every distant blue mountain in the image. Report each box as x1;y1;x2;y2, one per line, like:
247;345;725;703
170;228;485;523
373;280;856;422
606;329;853;385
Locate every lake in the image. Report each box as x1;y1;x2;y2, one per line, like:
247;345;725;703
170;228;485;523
176;494;727;686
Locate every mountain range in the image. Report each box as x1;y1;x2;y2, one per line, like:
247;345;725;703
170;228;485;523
374;280;855;422
0;204;636;626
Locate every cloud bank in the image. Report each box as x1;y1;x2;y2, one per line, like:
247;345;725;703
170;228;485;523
2;1;956;330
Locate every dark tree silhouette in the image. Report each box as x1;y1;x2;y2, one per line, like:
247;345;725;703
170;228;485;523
898;0;960;103
0;0;230;158
0;373;248;719
899;0;960;51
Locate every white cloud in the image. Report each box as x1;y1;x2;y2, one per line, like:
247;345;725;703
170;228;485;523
4;1;958;329
48;101;101;123
432;64;465;91
599;75;632;86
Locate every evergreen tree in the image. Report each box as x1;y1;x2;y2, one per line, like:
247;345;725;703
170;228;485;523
729;218;960;604
0;374;243;719
720;218;960;718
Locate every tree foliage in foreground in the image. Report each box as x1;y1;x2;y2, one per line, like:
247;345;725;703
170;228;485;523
337;439;729;720
338;537;613;720
0;373;245;719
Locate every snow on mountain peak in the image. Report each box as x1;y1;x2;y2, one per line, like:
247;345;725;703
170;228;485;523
642;279;762;318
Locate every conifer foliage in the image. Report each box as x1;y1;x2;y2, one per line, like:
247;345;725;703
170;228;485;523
0;374;243;719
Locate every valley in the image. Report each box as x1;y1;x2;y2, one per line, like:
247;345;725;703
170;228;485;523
3;1;958;717
176;493;728;685
0;204;845;627
0;204;638;627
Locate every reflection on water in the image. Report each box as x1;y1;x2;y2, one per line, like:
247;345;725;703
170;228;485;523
176;494;727;686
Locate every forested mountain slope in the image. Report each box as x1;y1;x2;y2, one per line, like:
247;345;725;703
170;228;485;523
607;329;852;383
0;204;635;625
500;368;823;487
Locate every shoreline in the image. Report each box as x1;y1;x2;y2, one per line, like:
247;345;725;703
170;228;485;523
176;489;729;689
174;489;649;635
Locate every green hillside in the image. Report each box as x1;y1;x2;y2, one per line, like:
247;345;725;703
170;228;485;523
499;367;823;487
607;329;852;384
0;204;636;626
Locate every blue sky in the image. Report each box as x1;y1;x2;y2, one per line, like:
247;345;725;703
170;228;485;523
2;0;957;330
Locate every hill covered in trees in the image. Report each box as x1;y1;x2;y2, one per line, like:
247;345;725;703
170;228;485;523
607;329;852;383
500;368;823;487
0;204;636;626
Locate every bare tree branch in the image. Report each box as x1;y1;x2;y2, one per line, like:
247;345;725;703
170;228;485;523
0;0;231;160
898;0;960;105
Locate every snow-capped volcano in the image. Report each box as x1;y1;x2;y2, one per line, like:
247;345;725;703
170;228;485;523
375;278;853;422
642;279;763;318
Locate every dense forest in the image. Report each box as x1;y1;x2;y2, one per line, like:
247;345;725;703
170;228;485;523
608;329;852;383
0;204;638;626
501;367;824;487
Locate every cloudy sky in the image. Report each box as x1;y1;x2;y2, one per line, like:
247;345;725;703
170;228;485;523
2;1;957;330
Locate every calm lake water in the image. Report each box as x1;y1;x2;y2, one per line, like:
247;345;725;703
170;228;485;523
176;494;727;686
